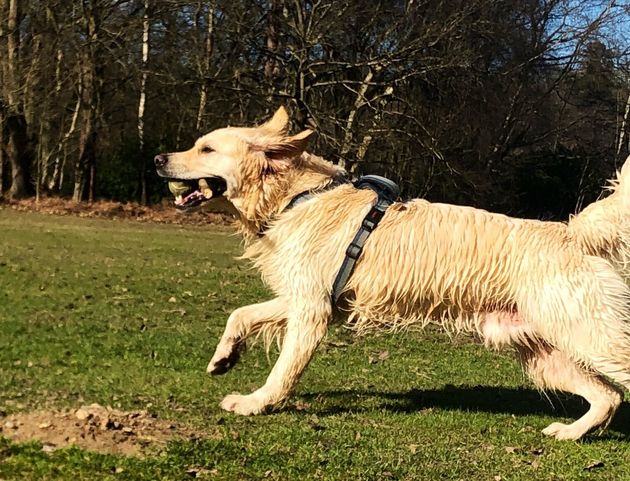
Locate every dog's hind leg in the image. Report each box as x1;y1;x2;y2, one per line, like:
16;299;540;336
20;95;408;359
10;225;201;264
517;345;623;440
220;299;330;415
208;297;288;375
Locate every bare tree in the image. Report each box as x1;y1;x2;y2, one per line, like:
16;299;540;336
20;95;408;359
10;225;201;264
48;94;81;192
73;0;102;203
195;1;215;132
0;0;628;219
618;88;630;159
0;0;5;197
263;0;280;86
138;0;151;204
2;0;32;199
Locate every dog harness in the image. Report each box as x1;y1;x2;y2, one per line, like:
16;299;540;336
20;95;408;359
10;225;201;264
284;173;350;211
279;174;400;305
331;175;399;304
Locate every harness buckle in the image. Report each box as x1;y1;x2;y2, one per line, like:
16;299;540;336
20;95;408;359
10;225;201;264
346;242;363;259
362;207;385;231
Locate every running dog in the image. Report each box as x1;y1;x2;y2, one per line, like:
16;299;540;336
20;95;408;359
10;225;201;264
155;107;630;440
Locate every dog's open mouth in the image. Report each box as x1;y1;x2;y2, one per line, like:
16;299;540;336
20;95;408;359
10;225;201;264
167;177;227;211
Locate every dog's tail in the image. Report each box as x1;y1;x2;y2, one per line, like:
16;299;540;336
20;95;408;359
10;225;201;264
568;155;630;280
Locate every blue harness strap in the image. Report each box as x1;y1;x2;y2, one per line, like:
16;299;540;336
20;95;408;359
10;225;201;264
331;175;400;305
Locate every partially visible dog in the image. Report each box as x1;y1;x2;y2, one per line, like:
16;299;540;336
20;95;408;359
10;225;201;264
155;107;630;440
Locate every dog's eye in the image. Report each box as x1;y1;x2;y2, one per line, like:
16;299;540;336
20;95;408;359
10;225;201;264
201;146;213;154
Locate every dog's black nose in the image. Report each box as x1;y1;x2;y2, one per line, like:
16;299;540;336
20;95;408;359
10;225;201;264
154;154;168;168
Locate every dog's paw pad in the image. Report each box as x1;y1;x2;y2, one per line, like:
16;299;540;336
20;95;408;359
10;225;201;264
542;422;585;440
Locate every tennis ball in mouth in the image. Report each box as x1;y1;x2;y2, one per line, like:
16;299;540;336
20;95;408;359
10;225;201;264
168;181;190;197
168;179;214;199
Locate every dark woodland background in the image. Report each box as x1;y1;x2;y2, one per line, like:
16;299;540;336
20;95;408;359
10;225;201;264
1;0;629;219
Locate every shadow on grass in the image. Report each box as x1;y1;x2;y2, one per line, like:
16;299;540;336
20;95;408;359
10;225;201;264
298;385;630;437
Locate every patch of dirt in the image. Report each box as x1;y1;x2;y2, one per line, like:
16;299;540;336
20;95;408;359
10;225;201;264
0;403;209;456
1;196;237;226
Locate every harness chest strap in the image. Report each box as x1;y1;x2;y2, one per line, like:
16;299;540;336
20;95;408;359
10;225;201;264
331;176;399;305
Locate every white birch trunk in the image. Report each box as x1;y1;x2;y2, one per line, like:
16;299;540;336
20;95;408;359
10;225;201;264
55;48;63;93
338;68;374;169
353;86;393;173
138;0;150;204
617;89;630;158
6;0;19;108
48;94;81;191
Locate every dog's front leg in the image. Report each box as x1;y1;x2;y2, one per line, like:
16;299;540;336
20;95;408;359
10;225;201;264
220;301;330;415
208;297;288;375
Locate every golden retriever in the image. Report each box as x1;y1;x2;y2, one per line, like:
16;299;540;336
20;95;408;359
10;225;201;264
155;107;630;440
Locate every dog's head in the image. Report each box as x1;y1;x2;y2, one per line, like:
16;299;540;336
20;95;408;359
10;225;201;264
154;107;314;212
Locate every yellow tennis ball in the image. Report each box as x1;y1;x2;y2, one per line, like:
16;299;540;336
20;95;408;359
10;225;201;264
168;181;190;197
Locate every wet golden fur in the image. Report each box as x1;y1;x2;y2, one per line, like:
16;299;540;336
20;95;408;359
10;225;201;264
156;107;630;440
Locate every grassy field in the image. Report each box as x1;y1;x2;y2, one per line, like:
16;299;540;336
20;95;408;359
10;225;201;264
1;208;629;481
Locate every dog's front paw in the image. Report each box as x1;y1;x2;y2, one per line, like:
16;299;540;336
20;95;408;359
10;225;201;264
542;422;585;441
207;341;245;375
220;393;268;416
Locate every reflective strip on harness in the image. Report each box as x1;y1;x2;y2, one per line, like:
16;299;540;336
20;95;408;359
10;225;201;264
331;176;399;305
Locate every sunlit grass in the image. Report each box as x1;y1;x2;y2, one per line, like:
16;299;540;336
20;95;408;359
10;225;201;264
1;209;629;480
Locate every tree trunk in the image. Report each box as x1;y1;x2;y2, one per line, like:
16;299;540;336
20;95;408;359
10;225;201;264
138;0;150;204
4;0;32;199
73;89;97;202
0;0;4;196
353;86;392;174
48;94;81;192
617;88;630;158
338;68;374;170
195;1;215;132
55;48;63;93
73;0;100;202
88;153;95;203
6;113;31;198
73;119;96;202
0;108;4;198
35;121;43;201
264;0;280;84
6;0;19;109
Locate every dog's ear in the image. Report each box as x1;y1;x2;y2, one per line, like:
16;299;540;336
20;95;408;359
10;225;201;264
261;106;290;134
256;129;315;174
265;129;314;160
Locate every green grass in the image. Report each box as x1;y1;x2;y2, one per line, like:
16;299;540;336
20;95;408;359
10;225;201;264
1;208;629;481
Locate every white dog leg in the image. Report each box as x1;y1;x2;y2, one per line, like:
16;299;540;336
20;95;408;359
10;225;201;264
518;346;623;440
208;297;287;375
220;302;329;415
